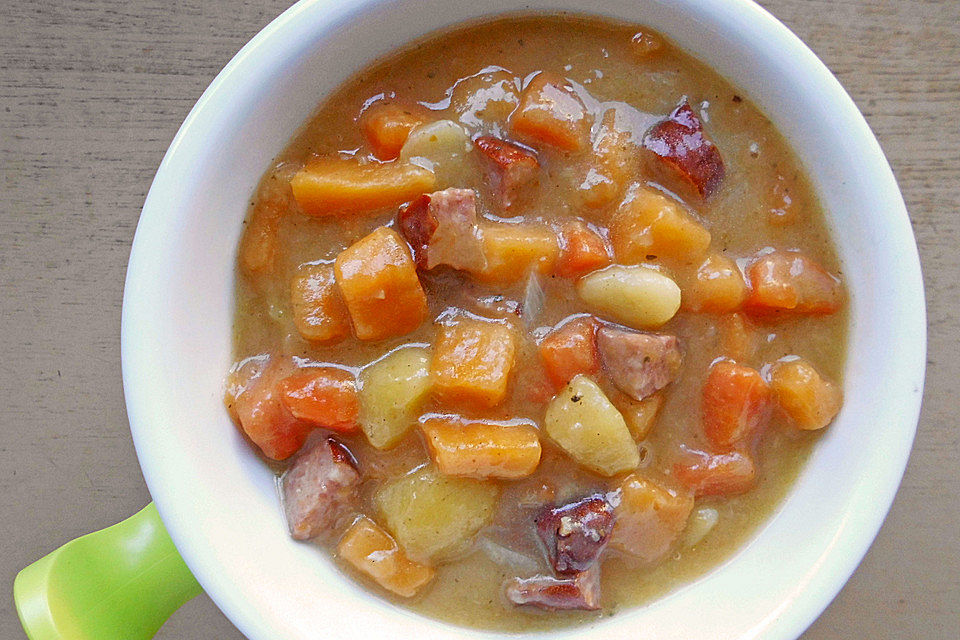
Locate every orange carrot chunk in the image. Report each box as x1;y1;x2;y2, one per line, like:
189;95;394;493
360;102;428;161
702;360;772;449
334;227;429;341
291;158;435;217
419;414;542;479
290;262;351;344
770;358;843;430
510;72;591;152
338;516;435;598
745;250;843;315
228;357;309;461
537;316;600;389
278;367;360;433
475;223;559;284
555;220;611;278
431;315;518;408
674;447;756;497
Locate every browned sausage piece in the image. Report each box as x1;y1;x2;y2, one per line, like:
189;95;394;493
642;99;725;198
504;566;601;610
280;437;360;540
597;325;683;401
475;136;539;211
536;494;616;575
397;188;486;272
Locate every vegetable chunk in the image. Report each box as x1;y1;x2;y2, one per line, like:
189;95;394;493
361;102;428;161
338;516;435;597
610;187;711;264
475;136;539;211
510;72;590;152
278;367;359;433
555;220;612;278
290;262;351;344
578;110;638;210
538;316;600;389
419;414;542;479
358;346;432;449
702;360;772;449
682;253;748;313
431;315;518;408
397;188;486;272
281;437;359;540
544;374;640;476
228;356;308;460
291;158;435;216
745;250;843;315
375;466;499;562
576;265;681;329
476;223;560;284
239;196;284;275
611;474;694;563
674;447;756;497
334;227;429;341
642;99;725;198
770;358;843;430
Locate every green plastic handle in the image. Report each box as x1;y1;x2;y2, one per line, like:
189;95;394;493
14;503;202;640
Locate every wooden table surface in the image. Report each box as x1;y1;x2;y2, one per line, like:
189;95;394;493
1;1;957;638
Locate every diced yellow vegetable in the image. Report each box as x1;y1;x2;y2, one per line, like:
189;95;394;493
681;253;748;313
611;473;694;563
770;357;843;430
239;197;284;275
338;516;435;597
475;223;559;284
431;315;518;408
290;158;435;216
399;120;477;190
358;346;432;449
578;110;638;210
610;187;711;263
289;262;351;343
419;414;541;479
576;265;681;329
334;227;429;341
543;374;639;476
375;466;499;562
614;393;664;440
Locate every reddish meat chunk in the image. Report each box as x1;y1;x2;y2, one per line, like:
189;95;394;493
475;136;539;211
280;437;360;540
745;250;843;315
504;566;601;611
642;99;725;198
537;494;616;574
674;446;756;497
597;326;683;401
397;188;486;272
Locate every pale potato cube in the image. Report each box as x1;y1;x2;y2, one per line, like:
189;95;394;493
375;466;499;562
358;346;432;449
544;374;639;476
576;265;681;329
400;120;478;190
338;516;435;597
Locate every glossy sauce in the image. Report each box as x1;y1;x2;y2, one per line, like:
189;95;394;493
231;14;847;631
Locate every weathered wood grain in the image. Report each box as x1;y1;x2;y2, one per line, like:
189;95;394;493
0;1;956;638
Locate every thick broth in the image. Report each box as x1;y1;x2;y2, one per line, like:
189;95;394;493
232;14;846;631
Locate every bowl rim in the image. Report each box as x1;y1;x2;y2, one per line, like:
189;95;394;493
121;0;926;638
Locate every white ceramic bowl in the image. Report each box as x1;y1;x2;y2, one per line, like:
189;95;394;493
121;0;926;638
